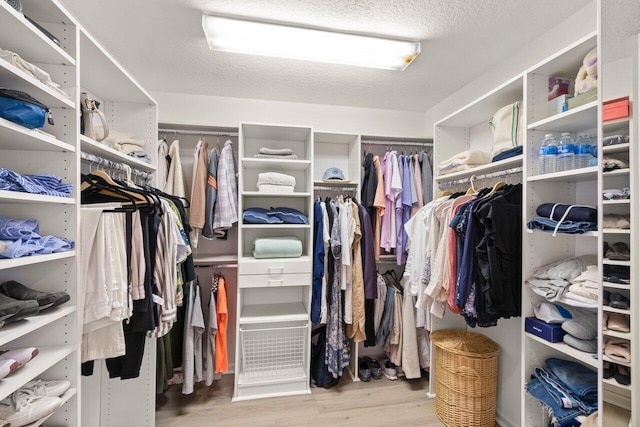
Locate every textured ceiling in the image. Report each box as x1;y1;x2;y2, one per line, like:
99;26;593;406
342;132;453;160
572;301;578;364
60;0;590;112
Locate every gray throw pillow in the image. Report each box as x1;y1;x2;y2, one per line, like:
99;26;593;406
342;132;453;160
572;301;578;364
563;334;597;353
561;316;597;340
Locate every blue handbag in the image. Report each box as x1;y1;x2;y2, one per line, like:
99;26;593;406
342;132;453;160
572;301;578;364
0;88;54;129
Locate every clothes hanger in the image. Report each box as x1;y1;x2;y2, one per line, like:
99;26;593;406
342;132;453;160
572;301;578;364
435;189;451;200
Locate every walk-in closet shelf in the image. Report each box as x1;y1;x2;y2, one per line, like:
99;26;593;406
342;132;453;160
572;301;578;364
0;0;80;425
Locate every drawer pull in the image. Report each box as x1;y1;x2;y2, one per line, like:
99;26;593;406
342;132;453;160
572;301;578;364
268;279;284;286
267;266;285;274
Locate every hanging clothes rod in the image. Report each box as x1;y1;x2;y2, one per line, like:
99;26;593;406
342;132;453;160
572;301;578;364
81;152;153;182
438;166;523;187
158;128;238;137
361;140;433;147
194;263;238;269
314;185;358;192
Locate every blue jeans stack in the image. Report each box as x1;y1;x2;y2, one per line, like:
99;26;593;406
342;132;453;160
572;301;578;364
525;358;597;426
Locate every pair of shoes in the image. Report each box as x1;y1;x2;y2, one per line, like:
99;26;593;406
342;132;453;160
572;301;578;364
0;379;68;427
0;348;38;371
382;359;397;380
604;242;630;261
0;281;69;314
603;291;630;310
358;357;371;382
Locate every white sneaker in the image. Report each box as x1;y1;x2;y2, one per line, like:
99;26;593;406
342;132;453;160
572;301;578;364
0;347;38;368
0;390;61;426
21;380;71;398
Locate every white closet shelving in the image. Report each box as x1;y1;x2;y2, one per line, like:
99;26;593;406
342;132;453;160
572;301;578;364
234;123;313;401
432;72;525;426
0;0;79;425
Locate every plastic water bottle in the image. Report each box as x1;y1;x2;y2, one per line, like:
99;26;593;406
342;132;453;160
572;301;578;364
557;132;576;172
539;134;557;174
575;134;592;169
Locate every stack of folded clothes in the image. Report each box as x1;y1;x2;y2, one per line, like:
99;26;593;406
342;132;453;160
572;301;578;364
438;150;491;174
243;207;309;224
602;213;630;230
0;48;70;99
525;358;598;425
0;216;74;259
253;236;302;259
602;134;629;147
602;156;628;172
525;256;598;308
0;168;72;197
256;172;296;193
99;130;151;163
603;187;630;200
254;147;298;159
561;313;598;353
527;203;597;235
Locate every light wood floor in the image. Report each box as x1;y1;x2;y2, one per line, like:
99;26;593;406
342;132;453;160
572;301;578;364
155;372;452;427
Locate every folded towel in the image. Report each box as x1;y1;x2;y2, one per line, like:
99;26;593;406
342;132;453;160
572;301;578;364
438;150;491;172
257;184;294;194
257;172;296;187
253;236;302;259
254;153;299;159
259;147;293;156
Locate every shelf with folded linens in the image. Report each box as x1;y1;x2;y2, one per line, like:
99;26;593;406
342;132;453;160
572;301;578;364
80;135;156;172
0;1;75;66
0;345;75;402
0;117;74;152
241;191;311;198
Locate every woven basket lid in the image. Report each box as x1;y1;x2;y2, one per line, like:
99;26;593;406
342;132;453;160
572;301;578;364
430;329;500;358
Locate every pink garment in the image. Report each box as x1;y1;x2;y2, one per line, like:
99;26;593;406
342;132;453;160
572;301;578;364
372;156;385;260
395;155;404;261
381;151;401;251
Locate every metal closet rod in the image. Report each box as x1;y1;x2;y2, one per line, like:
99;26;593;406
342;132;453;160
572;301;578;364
194;263;238;269
438;166;523;187
361;140;433;147
158;128;239;137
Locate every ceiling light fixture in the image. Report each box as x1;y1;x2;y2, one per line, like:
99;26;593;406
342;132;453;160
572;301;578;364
202;14;420;71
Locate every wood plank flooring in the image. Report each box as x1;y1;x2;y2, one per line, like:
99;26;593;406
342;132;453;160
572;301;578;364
155;372;452;427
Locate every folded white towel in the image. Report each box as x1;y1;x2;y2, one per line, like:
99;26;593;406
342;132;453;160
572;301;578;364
259;147;293;155
258;184;294;194
254;153;299;159
257;172;296;187
438;150;491;172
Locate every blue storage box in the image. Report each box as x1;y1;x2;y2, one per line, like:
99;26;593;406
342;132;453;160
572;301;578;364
525;317;566;343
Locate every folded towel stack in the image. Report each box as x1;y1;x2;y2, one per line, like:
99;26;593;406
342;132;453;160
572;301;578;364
253;236;303;259
100;129;151;163
438;150;491;174
257;172;296;193
254;147;298;160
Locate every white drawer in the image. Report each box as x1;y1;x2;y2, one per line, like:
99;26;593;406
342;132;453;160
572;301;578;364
238;256;311;275
239;273;311;288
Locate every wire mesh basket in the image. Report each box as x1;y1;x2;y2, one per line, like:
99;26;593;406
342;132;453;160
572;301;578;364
240;324;308;380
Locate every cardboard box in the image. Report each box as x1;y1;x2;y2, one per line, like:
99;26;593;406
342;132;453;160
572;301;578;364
548;94;572;116
567;88;598;110
603;96;630;122
525;317;566;343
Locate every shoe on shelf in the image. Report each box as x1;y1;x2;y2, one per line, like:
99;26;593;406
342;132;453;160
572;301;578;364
358;357;371;382
614;365;631;386
607;313;630;333
0;389;61;427
0;348;38;368
603;361;614;379
0;281;70;312
367;357;382;380
608;292;630;310
21;380;71;398
0;293;39;324
382;359;397;380
0;359;18;380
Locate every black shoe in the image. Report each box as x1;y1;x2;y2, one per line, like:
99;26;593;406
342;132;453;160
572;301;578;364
0;281;69;311
0;293;39;323
367;357;382;379
358;357;371;382
603;361;614;379
614;365;631;386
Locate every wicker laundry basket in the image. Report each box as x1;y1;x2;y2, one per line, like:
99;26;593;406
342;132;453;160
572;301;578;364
430;329;500;427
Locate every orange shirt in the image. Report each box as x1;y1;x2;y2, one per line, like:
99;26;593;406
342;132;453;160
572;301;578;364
214;277;228;373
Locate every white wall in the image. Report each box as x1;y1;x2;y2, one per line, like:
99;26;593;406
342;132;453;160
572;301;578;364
153;91;427;138
423;1;597;137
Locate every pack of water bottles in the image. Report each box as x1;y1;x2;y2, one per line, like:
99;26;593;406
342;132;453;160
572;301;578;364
538;132;595;175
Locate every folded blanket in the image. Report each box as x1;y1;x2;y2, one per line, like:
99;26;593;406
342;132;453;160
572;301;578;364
253;236;302;259
259;147;293;156
536;203;597;222
257;184;294;194
530;258;587;281
438;150;491;172
257;172;296;187
254;153;299;159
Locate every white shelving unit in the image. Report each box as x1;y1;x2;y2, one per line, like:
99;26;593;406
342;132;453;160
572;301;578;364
0;1;80;425
522;31;601;427
233;123;313;401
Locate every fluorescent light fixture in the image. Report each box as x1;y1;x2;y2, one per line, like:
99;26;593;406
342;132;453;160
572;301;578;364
202;14;420;71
